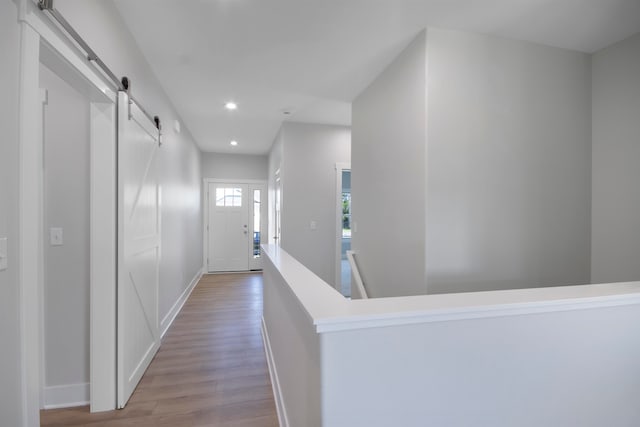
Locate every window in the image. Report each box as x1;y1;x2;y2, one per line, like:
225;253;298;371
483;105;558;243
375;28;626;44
253;189;261;257
342;192;351;238
215;187;242;207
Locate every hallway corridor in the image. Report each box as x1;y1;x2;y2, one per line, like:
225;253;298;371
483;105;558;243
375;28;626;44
40;273;278;427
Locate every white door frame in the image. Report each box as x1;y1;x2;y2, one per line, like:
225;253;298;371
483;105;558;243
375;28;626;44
202;178;267;272
19;2;118;424
273;169;282;247
334;163;351;293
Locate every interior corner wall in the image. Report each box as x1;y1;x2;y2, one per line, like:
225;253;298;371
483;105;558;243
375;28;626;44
53;0;203;328
201;152;268;180
426;29;592;294
591;32;640;283
351;30;428;298
0;1;25;425
279;122;351;287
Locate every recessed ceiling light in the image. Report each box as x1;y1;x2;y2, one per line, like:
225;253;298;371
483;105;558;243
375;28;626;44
230;140;238;146
225;101;238;110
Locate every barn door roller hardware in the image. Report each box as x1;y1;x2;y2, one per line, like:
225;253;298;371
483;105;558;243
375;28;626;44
120;77;162;145
38;0;123;91
38;0;161;141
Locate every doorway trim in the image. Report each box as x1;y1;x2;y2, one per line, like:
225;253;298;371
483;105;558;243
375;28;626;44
334;163;351;293
202;178;268;273
19;2;118;424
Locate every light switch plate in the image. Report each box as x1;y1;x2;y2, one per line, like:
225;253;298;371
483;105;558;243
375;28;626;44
50;228;63;246
310;220;317;231
0;237;7;271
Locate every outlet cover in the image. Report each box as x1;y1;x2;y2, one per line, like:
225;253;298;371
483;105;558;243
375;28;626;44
50;228;63;246
0;237;7;271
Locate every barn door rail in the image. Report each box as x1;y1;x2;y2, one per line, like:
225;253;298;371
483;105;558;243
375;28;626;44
37;0;161;133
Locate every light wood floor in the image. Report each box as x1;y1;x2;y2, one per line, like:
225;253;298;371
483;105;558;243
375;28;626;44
40;273;278;427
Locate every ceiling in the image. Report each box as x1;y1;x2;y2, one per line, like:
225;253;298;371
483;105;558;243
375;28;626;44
112;0;640;155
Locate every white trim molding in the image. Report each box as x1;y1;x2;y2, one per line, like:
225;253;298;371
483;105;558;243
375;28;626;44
19;2;119;422
19;19;44;427
160;268;203;338
43;383;89;410
261;317;289;427
263;244;640;333
203;178;268;185
89;100;117;413
334;162;350;294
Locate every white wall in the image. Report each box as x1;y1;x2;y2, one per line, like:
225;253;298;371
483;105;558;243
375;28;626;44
279;122;351;287
591;32;640;283
201;152;268;180
352;28;593;297
55;0;203;324
351;30;428;297
426;29;592;293
40;64;90;396
0;1;25;425
157;130;202;322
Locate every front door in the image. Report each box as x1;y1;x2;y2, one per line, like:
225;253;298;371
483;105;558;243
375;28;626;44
208;182;250;272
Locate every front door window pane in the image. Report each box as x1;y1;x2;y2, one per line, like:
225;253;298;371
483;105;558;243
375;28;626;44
253;190;261;257
217;187;243;207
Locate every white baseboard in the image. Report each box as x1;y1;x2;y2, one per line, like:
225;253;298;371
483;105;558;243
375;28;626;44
160;268;203;338
261;317;289;427
43;383;89;409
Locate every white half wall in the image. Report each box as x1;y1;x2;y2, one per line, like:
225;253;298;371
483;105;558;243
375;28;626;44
351;30;428;297
262;256;322;427
591;32;640;283
0;1;25;425
426;29;592;293
279;122;351;287
322;302;640;427
201;152;268;181
263;244;640;427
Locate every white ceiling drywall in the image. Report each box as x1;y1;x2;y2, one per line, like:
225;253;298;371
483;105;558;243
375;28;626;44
112;0;640;154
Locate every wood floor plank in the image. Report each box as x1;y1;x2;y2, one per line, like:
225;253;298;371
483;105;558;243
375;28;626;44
40;273;278;427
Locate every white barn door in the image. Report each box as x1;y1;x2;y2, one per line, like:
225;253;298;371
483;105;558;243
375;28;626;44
117;92;161;408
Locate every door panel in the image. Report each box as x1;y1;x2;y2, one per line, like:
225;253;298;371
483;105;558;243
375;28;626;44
117;92;161;408
208;183;249;272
